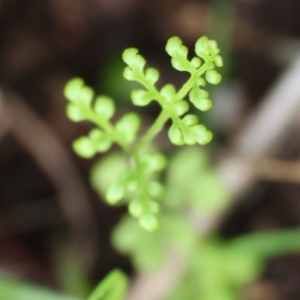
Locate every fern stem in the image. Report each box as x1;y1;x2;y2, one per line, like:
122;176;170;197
131;110;170;153
175;60;212;101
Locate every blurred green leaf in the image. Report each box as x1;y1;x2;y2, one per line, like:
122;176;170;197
0;276;79;300
165;147;229;212
87;269;128;300
226;229;300;259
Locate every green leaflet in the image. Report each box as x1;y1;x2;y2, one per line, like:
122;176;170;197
94;96;115;119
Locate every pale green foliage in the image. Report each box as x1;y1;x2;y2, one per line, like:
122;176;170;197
0;266;127;300
0;276;79;300
164;147;230;212
112;213;198;273
167;229;300;300
87;269;128;300
110;147;229;273
65;36;223;231
90;150;166;231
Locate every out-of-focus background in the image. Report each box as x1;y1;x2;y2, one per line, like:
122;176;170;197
1;0;300;299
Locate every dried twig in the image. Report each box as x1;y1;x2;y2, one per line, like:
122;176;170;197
0;88;96;273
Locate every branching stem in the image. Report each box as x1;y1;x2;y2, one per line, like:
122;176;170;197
131;110;170;154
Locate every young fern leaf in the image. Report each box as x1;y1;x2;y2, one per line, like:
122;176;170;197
65;35;222;231
64;78;140;157
122;36;222;147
